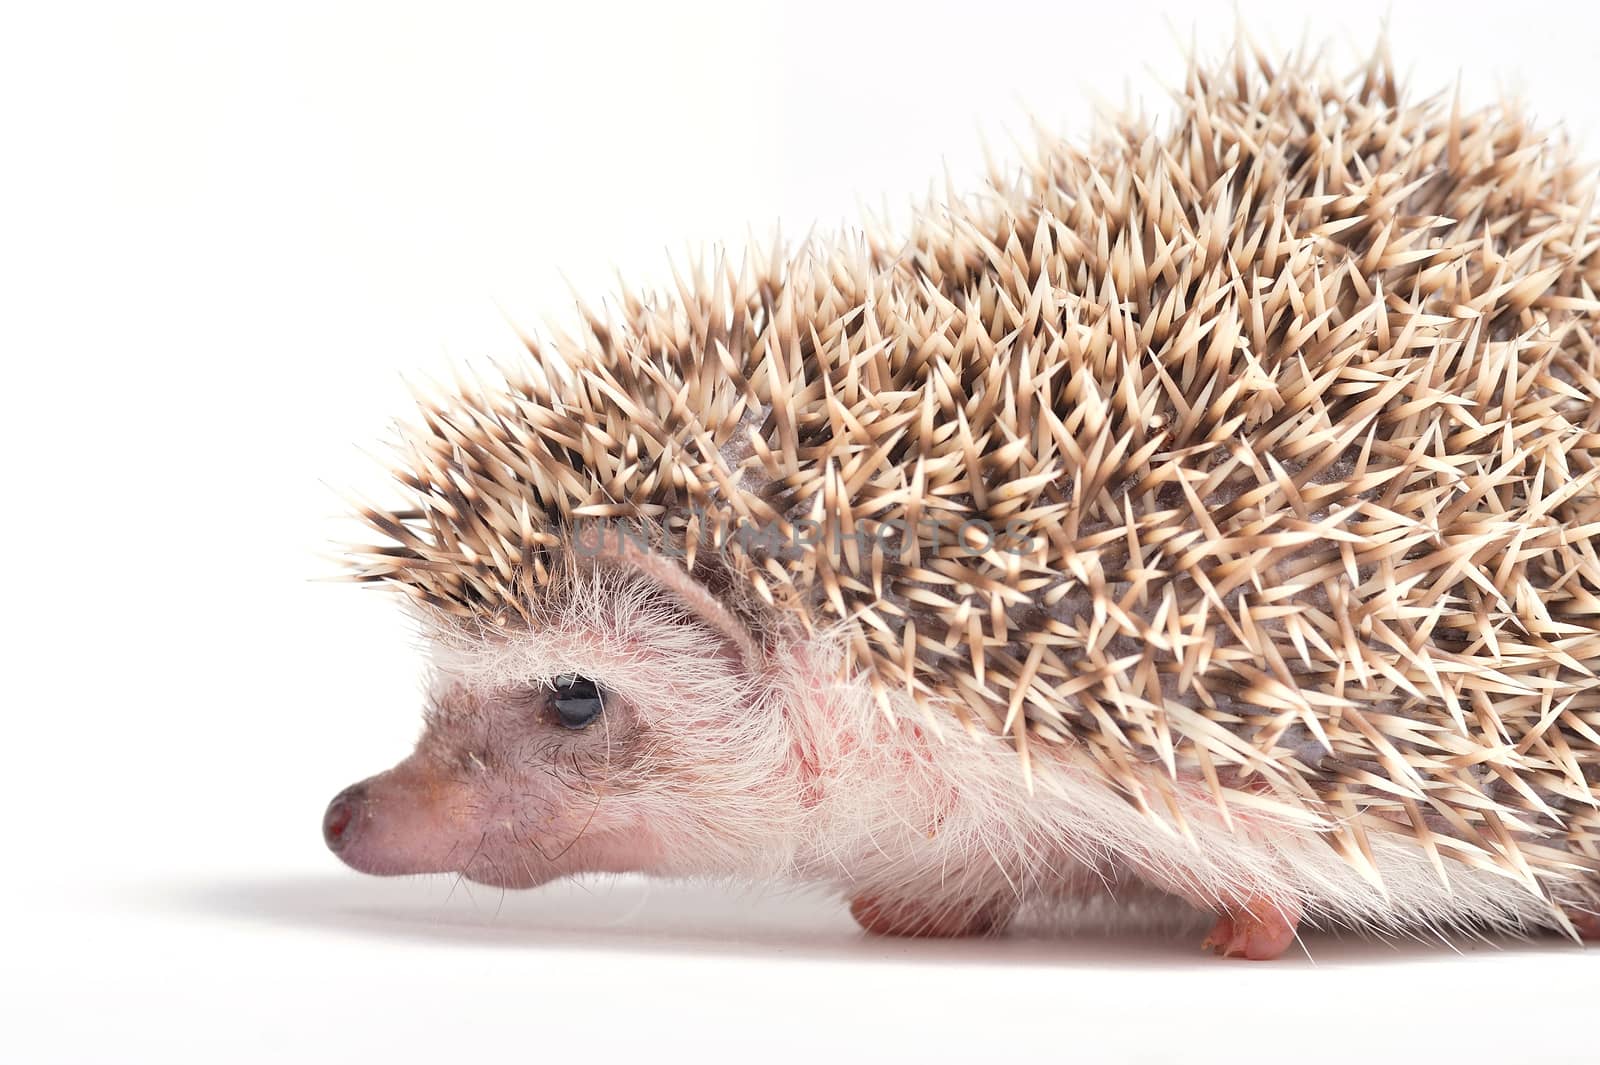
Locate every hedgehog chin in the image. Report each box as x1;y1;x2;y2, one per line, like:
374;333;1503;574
453;833;662;890
454;864;554;891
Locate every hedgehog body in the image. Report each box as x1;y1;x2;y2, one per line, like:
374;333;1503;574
328;44;1600;956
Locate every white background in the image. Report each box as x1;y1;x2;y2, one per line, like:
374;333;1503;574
5;2;1600;1061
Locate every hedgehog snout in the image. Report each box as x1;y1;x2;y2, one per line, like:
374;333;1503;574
321;782;366;854
320;760;479;879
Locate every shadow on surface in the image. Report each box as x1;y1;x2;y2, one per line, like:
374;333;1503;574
150;871;1573;970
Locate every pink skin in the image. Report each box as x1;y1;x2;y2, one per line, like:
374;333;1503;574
325;682;667;889
323;563;1298;957
1200;897;1301;961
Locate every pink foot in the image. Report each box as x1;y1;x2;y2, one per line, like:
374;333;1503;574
1200;897;1301;960
850;893;1013;938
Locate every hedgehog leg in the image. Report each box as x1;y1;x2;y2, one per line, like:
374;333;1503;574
849;892;1014;938
1200;895;1301;960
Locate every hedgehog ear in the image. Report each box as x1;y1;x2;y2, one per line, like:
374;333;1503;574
575;530;763;672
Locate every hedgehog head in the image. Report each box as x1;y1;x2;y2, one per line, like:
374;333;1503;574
323;546;831;886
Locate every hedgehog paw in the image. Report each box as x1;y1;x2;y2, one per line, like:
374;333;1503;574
849;893;1013;938
1201;897;1300;960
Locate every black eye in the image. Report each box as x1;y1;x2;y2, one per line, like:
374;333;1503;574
550;674;604;729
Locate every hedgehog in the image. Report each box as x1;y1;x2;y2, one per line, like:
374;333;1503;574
324;41;1600;960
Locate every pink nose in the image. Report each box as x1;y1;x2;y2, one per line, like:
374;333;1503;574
322;782;368;853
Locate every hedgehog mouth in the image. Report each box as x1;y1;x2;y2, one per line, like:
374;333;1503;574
327;825;562;889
